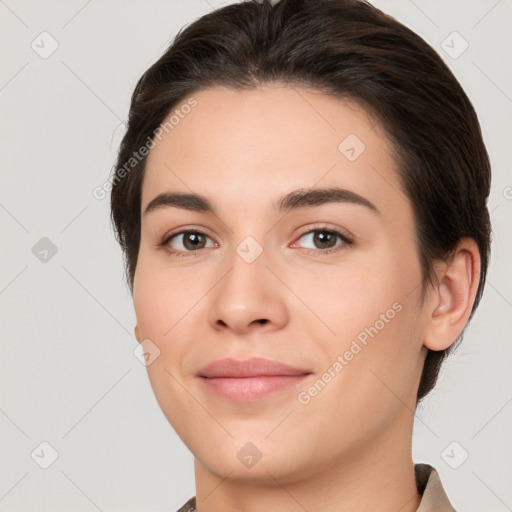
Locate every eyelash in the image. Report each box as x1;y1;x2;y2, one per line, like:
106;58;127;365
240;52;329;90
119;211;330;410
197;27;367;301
159;225;353;258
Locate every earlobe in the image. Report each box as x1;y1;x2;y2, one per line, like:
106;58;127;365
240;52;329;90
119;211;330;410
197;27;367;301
423;239;481;351
134;325;142;343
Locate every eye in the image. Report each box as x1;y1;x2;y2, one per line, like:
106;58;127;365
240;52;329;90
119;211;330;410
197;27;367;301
292;226;353;255
161;230;217;256
159;225;353;258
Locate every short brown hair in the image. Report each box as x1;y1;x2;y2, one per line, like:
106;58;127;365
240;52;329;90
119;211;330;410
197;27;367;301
110;0;491;402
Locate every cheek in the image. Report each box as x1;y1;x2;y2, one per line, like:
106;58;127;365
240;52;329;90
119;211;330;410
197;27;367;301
290;254;415;341
293;250;424;402
133;254;198;340
133;261;204;440
132;257;196;403
292;299;423;457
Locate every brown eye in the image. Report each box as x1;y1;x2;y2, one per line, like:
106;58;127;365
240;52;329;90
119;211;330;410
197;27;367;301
296;228;352;252
312;230;338;249
165;231;216;254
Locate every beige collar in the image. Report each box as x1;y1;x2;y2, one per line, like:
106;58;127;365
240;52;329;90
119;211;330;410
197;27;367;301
415;463;456;511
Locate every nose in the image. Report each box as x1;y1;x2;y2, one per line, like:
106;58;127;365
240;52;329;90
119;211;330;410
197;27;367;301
208;244;289;336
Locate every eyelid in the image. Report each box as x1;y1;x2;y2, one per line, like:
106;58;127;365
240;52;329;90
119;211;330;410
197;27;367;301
160;225;216;244
289;226;353;258
292;223;354;245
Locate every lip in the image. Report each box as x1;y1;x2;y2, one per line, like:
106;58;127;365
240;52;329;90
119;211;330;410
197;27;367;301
197;357;312;402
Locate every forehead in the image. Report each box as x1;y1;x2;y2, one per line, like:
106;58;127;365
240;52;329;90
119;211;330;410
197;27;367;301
141;84;407;218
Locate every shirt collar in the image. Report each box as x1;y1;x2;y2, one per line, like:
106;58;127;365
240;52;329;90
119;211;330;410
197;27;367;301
415;463;456;511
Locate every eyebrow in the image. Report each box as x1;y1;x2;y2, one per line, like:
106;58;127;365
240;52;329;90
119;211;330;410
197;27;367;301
143;186;379;216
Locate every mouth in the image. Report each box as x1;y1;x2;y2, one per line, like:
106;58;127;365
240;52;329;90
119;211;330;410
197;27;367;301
197;357;313;402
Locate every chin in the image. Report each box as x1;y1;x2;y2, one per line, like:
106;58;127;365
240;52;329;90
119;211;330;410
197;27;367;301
193;434;317;484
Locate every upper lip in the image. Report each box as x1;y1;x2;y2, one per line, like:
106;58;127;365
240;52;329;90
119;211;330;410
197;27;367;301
197;357;311;378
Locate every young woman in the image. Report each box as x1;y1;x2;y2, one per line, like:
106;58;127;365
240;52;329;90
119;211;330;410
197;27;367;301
110;1;491;510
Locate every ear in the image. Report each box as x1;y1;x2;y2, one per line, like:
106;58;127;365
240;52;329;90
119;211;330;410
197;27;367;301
423;238;481;351
134;325;142;343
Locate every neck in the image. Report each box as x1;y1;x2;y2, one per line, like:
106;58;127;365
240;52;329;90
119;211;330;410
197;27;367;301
193;409;421;512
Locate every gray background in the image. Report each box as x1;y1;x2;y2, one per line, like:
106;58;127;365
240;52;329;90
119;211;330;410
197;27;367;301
1;0;511;510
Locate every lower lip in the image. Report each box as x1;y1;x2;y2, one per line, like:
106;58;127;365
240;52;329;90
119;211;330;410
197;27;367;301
199;375;310;401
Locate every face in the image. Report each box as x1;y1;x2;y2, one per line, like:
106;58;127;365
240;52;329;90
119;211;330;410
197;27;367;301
133;84;429;484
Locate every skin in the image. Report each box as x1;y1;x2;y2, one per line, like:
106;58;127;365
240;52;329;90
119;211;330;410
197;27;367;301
133;84;480;512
